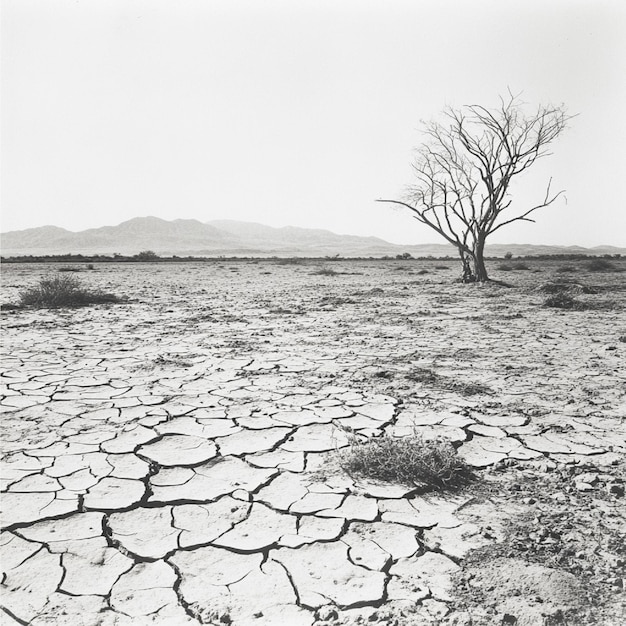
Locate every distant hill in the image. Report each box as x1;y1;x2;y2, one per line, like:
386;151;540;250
1;217;624;258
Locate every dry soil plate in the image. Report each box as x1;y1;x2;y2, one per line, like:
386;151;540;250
1;259;625;625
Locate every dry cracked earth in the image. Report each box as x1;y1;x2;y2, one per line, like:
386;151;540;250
1;258;625;626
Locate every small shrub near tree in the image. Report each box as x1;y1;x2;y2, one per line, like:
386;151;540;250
343;433;470;490
19;276;121;308
544;292;579;309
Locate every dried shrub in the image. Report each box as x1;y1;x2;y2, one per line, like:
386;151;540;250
407;367;439;384
407;367;491;396
343;434;471;489
312;267;338;276
587;258;616;272
497;263;513;271
544;293;579;309
135;250;159;261
556;266;577;273
19;276;121;308
373;370;393;379
513;262;530;270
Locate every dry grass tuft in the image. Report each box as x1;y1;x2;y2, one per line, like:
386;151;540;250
544;292;579;309
587;258;618;272
343;433;471;489
19;276;121;308
406;367;491;396
312;267;339;276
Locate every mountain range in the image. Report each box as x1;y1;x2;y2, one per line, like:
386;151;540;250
1;217;624;258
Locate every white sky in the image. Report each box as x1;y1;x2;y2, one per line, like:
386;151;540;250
2;0;625;246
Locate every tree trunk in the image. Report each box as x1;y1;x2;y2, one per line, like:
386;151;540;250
458;248;476;283
473;237;489;282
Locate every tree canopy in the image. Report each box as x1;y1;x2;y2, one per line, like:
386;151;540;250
378;94;571;281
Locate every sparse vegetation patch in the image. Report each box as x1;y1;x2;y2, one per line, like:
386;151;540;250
19;276;121;308
587;258;617;272
406;366;492;396
311;267;339;276
544;293;579;309
343;433;471;489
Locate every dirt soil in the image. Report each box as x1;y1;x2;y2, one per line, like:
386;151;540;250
1;257;625;626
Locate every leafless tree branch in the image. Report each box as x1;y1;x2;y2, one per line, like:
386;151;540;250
379;95;572;281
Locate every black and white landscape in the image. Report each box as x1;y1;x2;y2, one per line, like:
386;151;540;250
2;2;625;625
2;217;624;258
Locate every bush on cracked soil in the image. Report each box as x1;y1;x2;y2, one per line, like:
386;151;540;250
343;434;470;490
19;275;121;308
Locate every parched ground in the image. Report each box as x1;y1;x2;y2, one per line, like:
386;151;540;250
1;257;625;626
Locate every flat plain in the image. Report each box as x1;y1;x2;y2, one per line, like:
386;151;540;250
1;258;625;625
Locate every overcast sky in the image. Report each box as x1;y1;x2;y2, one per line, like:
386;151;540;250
2;0;625;246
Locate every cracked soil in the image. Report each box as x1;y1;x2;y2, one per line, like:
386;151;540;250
1;257;625;625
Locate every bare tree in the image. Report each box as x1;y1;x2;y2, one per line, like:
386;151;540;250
378;94;571;282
